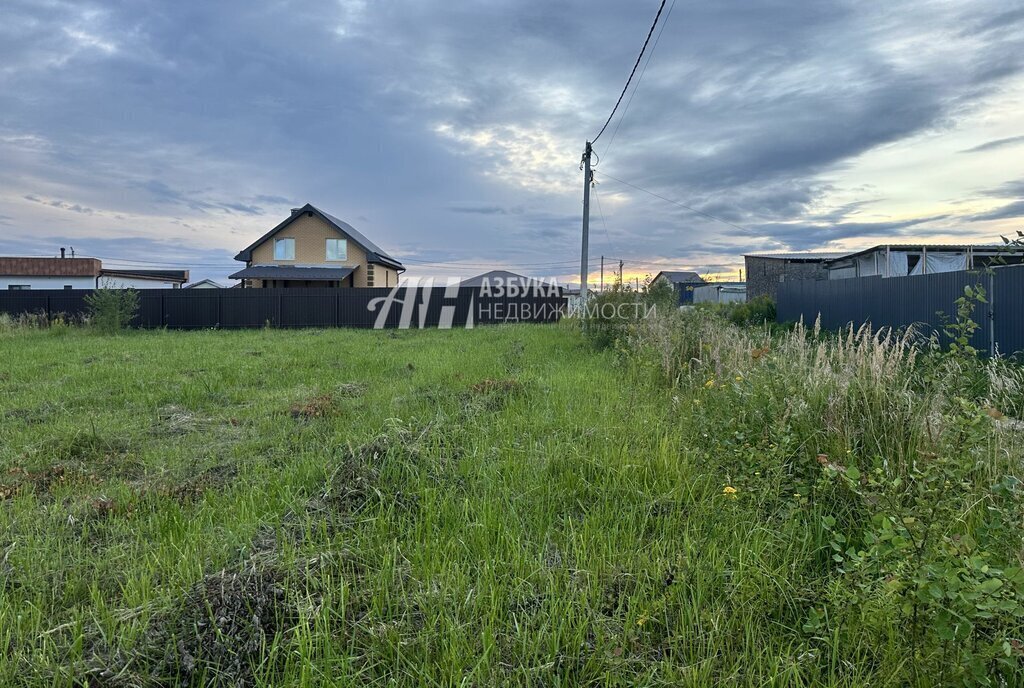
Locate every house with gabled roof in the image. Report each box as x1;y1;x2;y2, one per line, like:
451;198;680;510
230;203;405;288
651;270;706;304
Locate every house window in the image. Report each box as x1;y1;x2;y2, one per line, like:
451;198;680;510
8;285;30;290
366;264;375;287
326;238;347;261
274;238;295;260
64;285;73;290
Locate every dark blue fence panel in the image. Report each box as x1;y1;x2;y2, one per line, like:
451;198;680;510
0;287;565;330
778;269;1002;353
992;266;1024;357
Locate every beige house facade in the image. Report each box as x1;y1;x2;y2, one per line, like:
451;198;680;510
231;204;404;288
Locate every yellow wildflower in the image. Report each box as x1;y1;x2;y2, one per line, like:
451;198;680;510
637;614;648;626
734;375;742;381
722;486;738;498
704;379;715;388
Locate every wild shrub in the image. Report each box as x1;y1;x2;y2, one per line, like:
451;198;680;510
84;288;139;332
582;279;669;350
0;311;75;332
626;302;1024;684
696;294;777;326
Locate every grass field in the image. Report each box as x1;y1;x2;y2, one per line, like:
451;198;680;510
1;317;1022;686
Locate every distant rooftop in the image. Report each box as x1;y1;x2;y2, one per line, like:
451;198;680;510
653;270;705;284
744;252;847;260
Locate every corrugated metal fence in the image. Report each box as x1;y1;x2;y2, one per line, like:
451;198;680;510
0;287;564;329
777;265;1024;355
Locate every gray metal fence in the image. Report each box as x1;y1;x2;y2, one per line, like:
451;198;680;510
777;266;1024;355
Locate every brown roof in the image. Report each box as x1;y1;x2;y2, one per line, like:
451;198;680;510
0;257;101;277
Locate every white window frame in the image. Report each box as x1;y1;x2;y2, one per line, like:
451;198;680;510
8;285;30;290
326;238;348;262
274;237;295;260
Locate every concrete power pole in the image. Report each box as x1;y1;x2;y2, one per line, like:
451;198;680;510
619;259;624;286
579;141;593;311
600;256;605;293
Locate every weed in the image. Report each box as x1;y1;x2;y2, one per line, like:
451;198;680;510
85;289;139;333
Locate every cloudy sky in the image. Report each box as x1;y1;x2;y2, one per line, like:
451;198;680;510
1;0;1023;284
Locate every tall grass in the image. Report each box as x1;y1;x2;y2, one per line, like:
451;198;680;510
0;318;1020;686
627;308;1024;684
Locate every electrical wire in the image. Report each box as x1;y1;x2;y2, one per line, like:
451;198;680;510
602;0;676;158
25;252;615;274
592;185;613;248
397;256;614;268
595;170;761;236
39;254;599;271
591;0;668;144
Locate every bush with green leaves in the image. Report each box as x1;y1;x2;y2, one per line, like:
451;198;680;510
696;294;777;327
582;278;672;350
84;288;139;332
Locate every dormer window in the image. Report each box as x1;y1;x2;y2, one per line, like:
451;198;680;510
326;238;347;261
274;238;295;260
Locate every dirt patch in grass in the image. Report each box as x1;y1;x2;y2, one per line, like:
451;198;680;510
0;464;104;500
69;557;291;688
154;560;289;686
43;431;133;463
163;462;239;504
321;435;417;517
289;393;337;419
71;543;365;688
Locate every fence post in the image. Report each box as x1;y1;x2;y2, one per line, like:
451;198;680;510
989;271;996;357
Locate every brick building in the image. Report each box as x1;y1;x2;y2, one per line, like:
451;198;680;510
743;253;844;301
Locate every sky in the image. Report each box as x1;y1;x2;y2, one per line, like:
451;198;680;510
1;0;1023;285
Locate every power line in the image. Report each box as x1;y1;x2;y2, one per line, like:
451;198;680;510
399;259;610;270
62;254;601;271
591;0;669;144
399;258;603;268
592;184;613;248
595;170;761;236
602;0;676;158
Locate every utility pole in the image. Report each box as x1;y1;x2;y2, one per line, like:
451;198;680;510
579;141;593;310
619;259;624;286
600;256;605;293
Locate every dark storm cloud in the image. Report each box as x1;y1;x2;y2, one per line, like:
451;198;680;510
447;204;525;216
752;215;952;250
968;179;1024;222
972;201;1024;222
0;0;1022;277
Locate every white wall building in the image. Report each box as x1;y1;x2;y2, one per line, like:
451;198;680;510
824;244;1024;279
0;255;188;290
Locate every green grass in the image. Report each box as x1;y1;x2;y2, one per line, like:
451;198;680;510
0;321;1021;686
